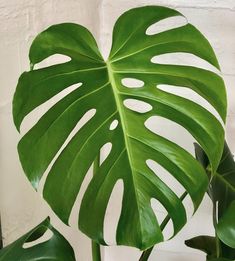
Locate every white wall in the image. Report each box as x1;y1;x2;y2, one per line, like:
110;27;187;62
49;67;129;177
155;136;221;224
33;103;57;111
0;1;234;261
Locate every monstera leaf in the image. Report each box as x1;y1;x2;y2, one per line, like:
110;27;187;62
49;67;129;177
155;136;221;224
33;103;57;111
13;6;226;249
0;218;75;260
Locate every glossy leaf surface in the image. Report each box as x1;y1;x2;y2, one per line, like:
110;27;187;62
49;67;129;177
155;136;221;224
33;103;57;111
0;218;75;260
13;6;226;249
217;201;235;249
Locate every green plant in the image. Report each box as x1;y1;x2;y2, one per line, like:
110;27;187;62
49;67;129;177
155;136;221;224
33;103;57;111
0;5;229;261
185;142;235;261
0;218;75;260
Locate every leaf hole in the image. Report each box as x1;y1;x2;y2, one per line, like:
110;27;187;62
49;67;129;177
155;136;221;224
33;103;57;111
123;99;152;113
146;159;185;198
23;228;53;249
182;193;194;220
182;194;214;235
157;84;224;126
38;108;96;192
151;53;219;73
150;198;168;224
100;142;113;165
145;116;195;155
150;198;174;240
20;83;83;134
121;78;144;88
33;54;71;69
103;179;124;245
146;15;187;35
148;159;194;237
109;119;119;130
68;164;94;227
162;218;174;241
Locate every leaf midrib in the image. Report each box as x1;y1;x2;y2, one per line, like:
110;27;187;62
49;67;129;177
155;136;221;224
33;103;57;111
28;65;106;90
110;39;191;63
106;60;143;235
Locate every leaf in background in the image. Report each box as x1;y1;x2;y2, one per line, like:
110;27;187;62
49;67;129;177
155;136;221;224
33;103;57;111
0;218;75;260
185;235;217;259
213;144;235;218
194;142;235;259
217;200;235;249
0;216;3;250
210;258;234;261
13;6;226;249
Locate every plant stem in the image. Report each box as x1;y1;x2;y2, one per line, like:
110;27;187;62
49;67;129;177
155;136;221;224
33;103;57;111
92;240;101;261
212;199;220;258
139;191;188;261
91;155;101;261
139;246;153;261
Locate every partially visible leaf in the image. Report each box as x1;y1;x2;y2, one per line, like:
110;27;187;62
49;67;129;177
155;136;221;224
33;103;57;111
185;235;216;259
210;258;234;261
213;144;235;218
0;216;2;250
217;201;235;249
0;218;75;260
194;142;235;259
195;141;235;223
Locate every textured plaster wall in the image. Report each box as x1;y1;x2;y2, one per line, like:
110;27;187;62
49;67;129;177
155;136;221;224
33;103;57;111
0;1;234;261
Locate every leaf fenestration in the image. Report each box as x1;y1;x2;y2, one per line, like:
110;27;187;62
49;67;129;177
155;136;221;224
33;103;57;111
13;6;226;249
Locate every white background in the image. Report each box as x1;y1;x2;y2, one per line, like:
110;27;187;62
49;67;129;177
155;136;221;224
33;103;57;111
0;0;234;260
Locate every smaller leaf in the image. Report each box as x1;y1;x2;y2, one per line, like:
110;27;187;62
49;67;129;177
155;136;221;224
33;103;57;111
217;200;235;249
185;235;216;259
0;217;75;260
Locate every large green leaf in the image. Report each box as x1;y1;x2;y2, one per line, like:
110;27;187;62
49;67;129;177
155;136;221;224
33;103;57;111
13;6;226;249
0;218;75;260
